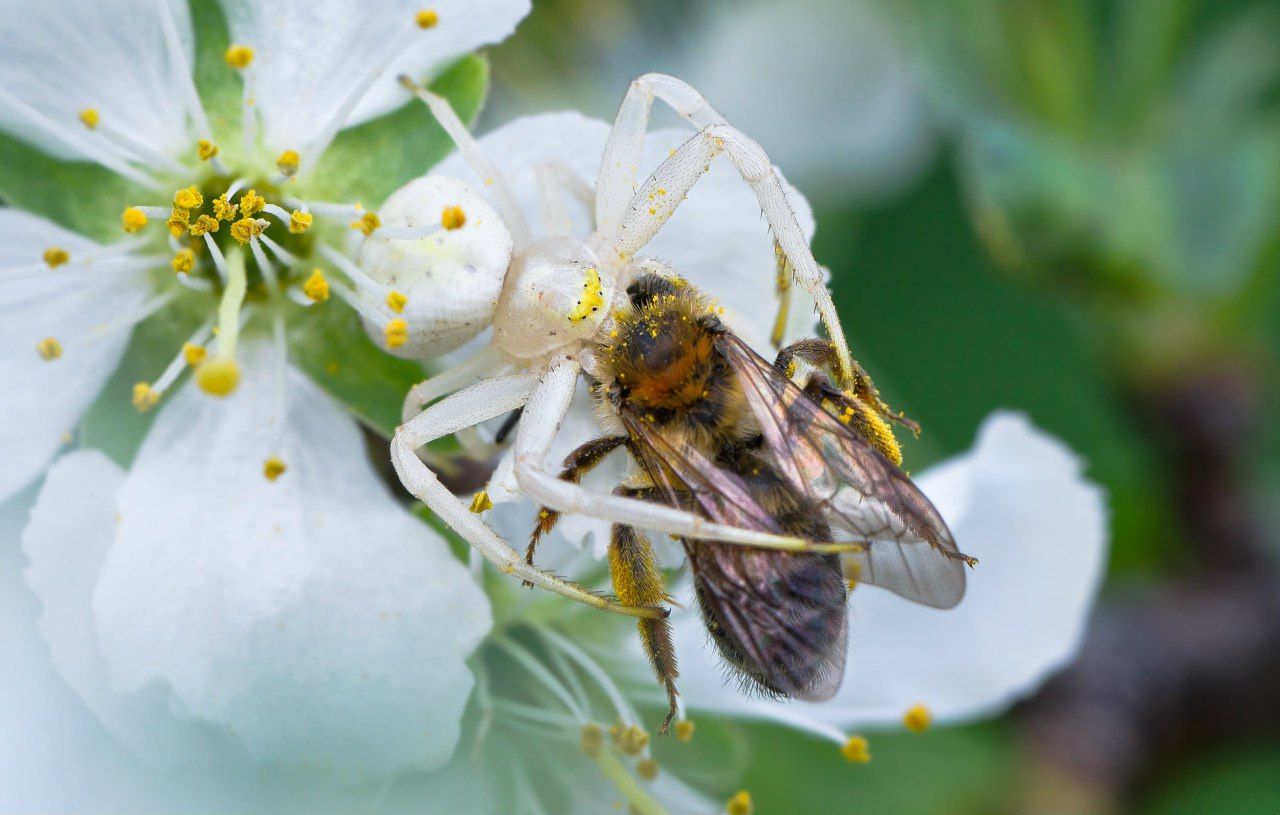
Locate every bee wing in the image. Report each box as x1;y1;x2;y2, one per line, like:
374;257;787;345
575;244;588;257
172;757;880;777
716;333;968;609
620;410;848;701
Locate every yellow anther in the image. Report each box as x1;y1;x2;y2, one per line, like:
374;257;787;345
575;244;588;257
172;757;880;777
263;457;287;481
440;205;466;230
903;703;932;733
122;207;148;233
617;724;649;757
188;214;220;236
468;491;493;514
212;195;238;221
674;720;695;742
36;337;62;361
567;267;605;323
182;343;207;367
289;210;313;233
42;247;70;268
196;358;240;396
229;217;264;244
351;211;381;235
171;248;195;274
167;207;190;237
636;758;659;781
224;44;255;69
841;735;871;763
386;290;407;313
197;139;219;161
415;9;439;28
276;149;300;178
78;108;100;130
384;318;408;349
580;723;604;757
239;189;265;217
131;382;160;412
726;791;753;815
303;269;330;302
173;186;203;210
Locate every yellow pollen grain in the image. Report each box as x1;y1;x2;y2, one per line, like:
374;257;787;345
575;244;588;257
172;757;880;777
468;491;493;514
726;791;753;815
636;758;659;781
674;720;695;742
131;382;160;412
229;217;264;244
122;207;148;233
903;703;932;733
567;267;605;323
276;149;300;178
440;205;466;229
289;210;313;233
415;9;439;28
197;139;219;161
580;723;604;757
263;457;287;481
196;358;240;396
841;735;871;763
188;214;220;236
386;290;407;313
173;186;203;210
182;343;207;366
78;108;100;130
303;269;330;302
212;195;238;221
36;336;62;361
171;248;195;274
384;318;408;349
239;189;265;217
43;247;70;268
224;44;254;69
352;211;381;235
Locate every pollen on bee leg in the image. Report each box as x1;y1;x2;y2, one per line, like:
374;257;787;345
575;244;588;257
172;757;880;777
384;318;408;349
131;382;160;412
469;491;493;513
726;790;753;815
841;735;871;763
42;247;70;268
903;703;932;733
263;457;287;481
36;337;62;361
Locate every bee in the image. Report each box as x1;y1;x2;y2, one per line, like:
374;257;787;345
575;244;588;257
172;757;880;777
524;268;972;731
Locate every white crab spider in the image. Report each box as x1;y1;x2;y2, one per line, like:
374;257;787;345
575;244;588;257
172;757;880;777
381;74;857;620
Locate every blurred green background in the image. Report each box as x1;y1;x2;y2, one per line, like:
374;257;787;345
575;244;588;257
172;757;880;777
482;0;1280;812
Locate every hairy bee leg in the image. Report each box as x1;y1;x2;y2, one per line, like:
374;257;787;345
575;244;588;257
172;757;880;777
525;434;629;584
775;339;918;436
536;161;595;237
391;372;665;621
611;522;679;733
513;360;847;554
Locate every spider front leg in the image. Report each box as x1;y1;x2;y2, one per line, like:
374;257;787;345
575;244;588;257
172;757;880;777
390;373;664;621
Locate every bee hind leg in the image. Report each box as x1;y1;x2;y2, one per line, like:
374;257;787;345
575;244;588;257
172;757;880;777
610;521;680;734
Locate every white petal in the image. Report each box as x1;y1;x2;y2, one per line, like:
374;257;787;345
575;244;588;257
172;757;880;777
92;340;492;775
0;209;150;502
219;0;529;154
674;411;1109;733
0;0;194;162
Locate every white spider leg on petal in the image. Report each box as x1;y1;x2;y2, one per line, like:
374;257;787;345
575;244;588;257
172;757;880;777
216;0;530;156
671;412;1109;734
0;0;195;163
86;339;491;776
0;210;152;502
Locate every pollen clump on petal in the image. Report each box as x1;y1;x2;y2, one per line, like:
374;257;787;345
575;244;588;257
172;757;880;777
171;248;195;274
303;269;330;302
352;211;381;235
78;108;100;130
42;247;70;268
903;703;932;733
36;337;62;361
289;209;313;233
468;491;493;514
122;207;148;233
276;149;300;178
440;204;466;230
197;139;219;161
229;217;264;244
726;791;753;815
384;318;408;349
224;44;254;69
263;457;287;481
188;214;220;236
239;189;266;217
183;343;207;366
131;382;160;412
196;358;240;396
841;735;871;763
212;195;238;221
674;719;695;742
415;9;439;28
386;290;407;313
173;186;203;210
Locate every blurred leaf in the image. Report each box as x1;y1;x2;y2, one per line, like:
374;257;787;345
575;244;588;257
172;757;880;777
1174;5;1280;126
309;54;489;207
287;299;426;438
1115;0;1193;125
1142;742;1280;815
187;0;241;145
